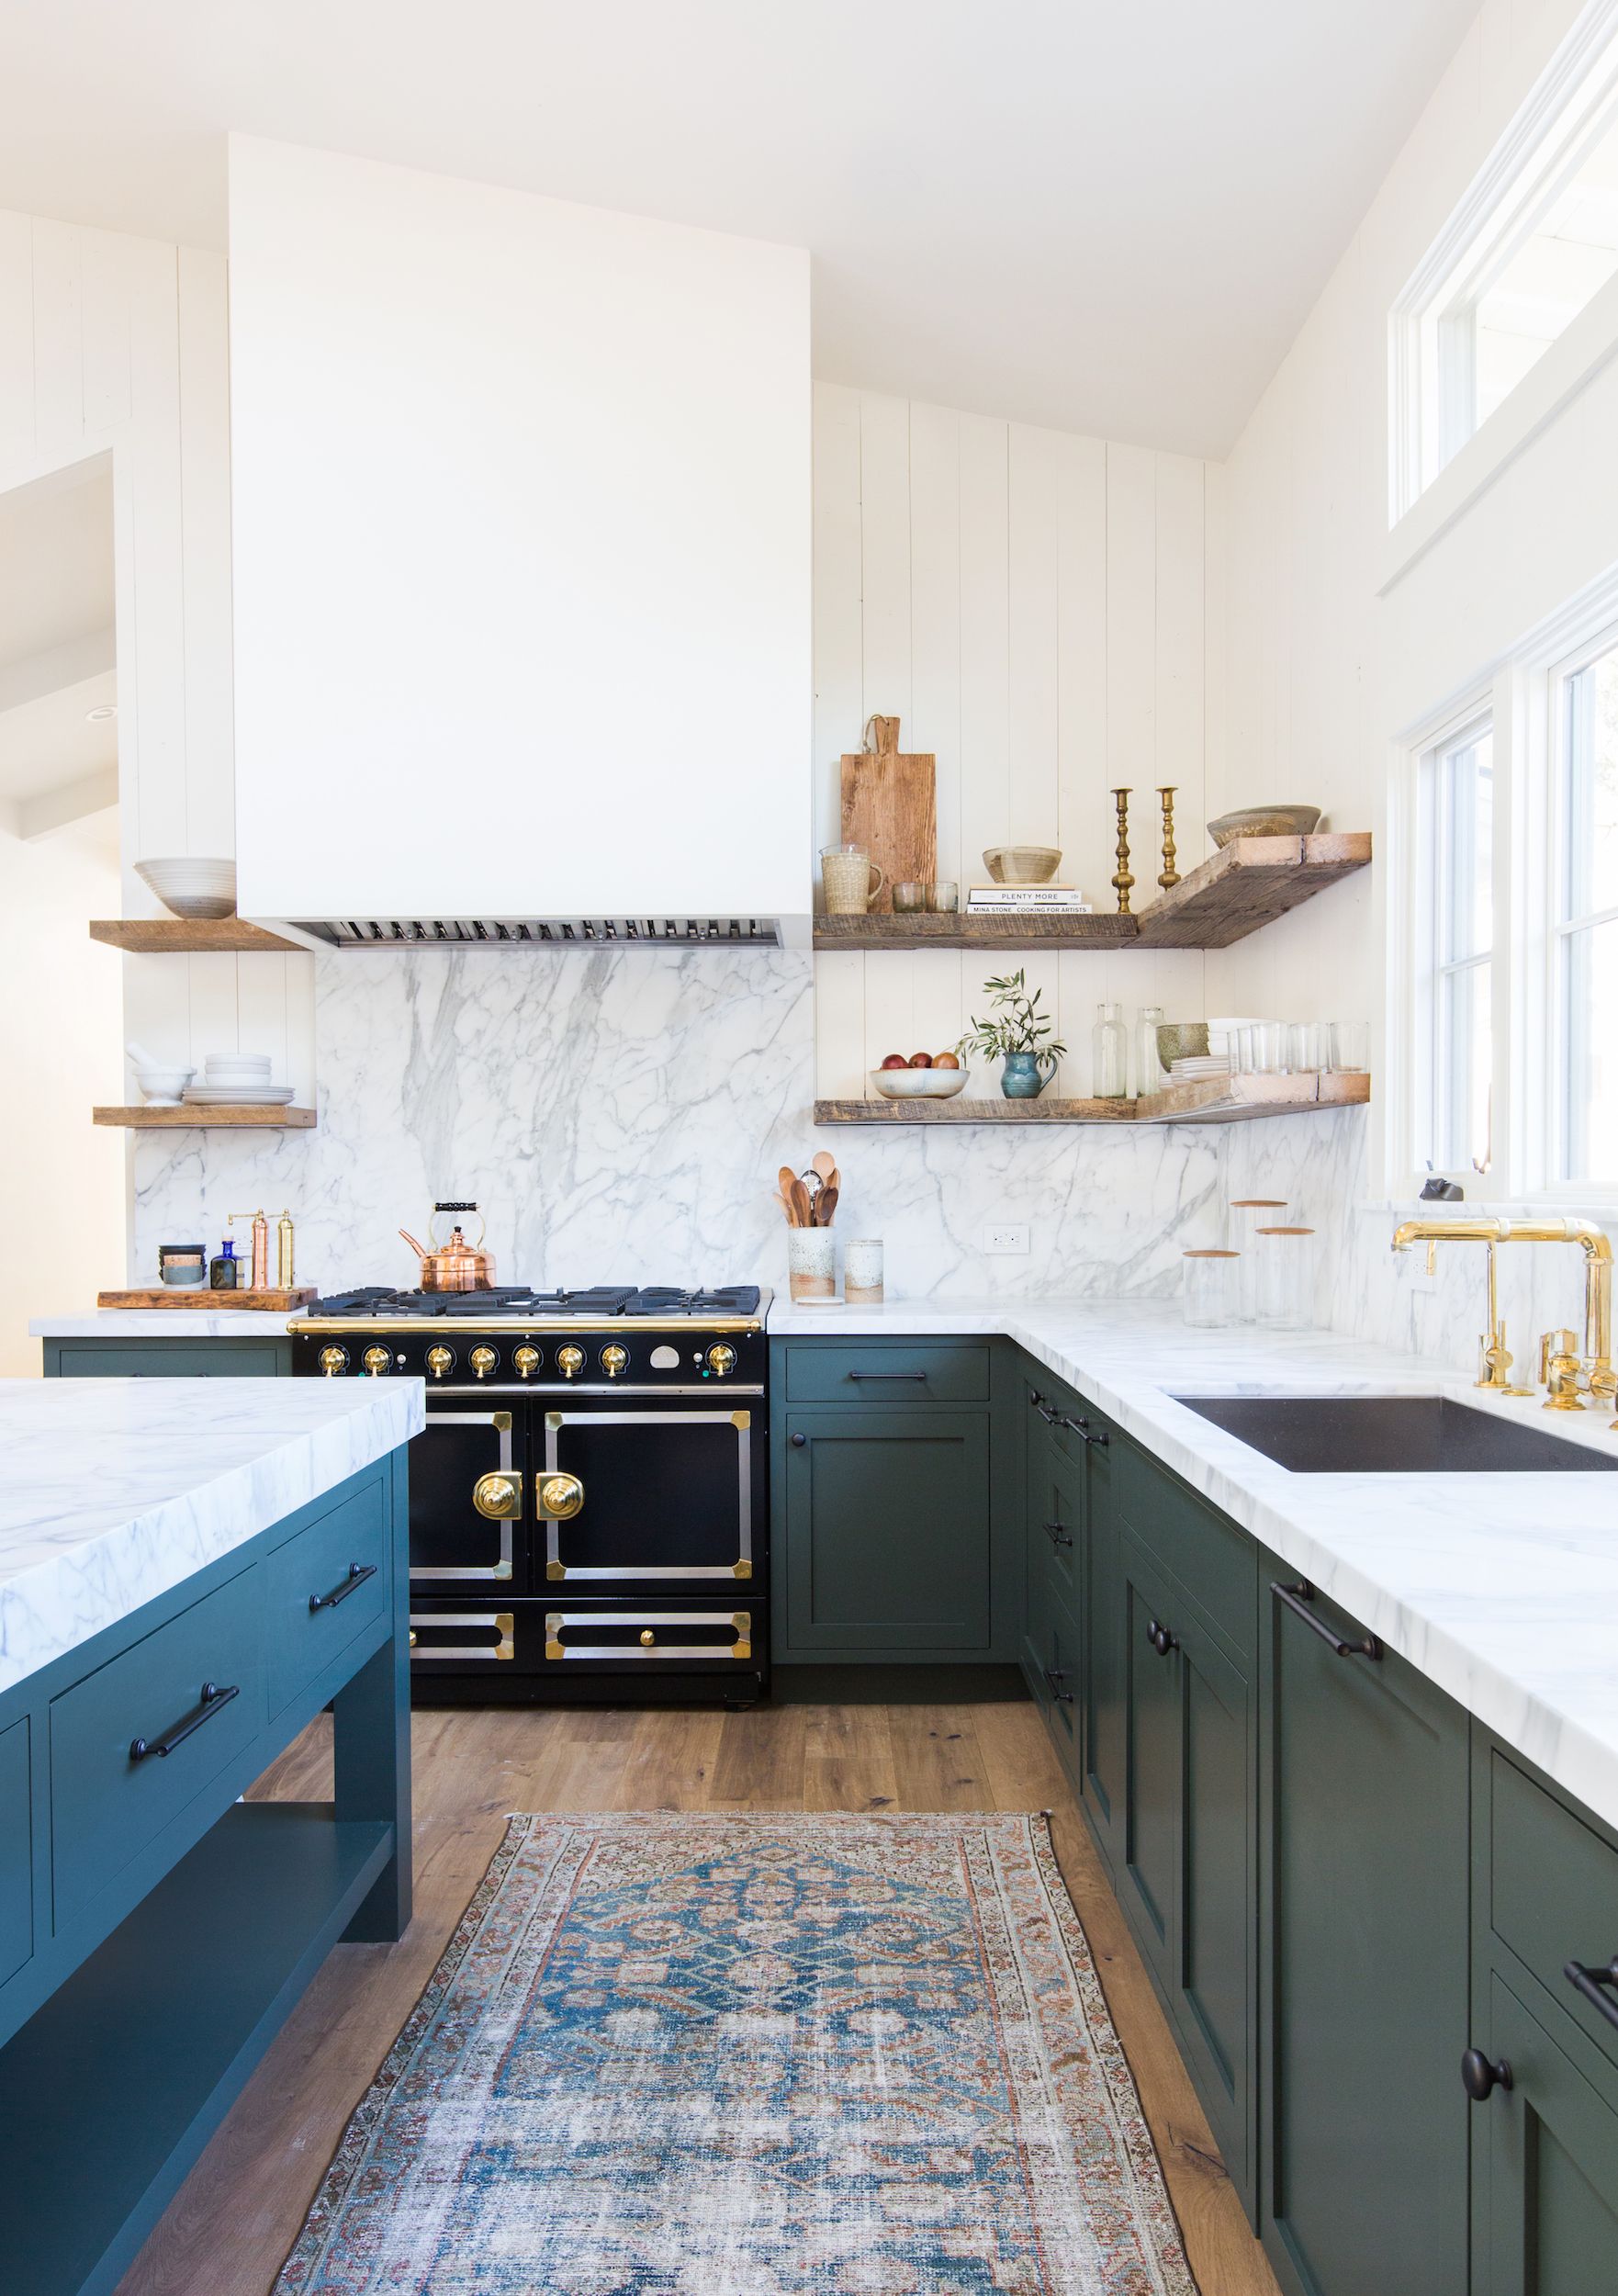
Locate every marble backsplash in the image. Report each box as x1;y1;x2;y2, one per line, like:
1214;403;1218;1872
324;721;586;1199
132;948;1227;1305
131;945;1597;1378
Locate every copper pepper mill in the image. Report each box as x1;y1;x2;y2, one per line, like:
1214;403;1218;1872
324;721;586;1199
1111;788;1135;915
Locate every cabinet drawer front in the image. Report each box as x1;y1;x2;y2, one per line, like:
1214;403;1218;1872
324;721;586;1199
1028;1424;1084;1615
783;1344;990;1404
264;1482;389;1716
0;1716;31;1990
53;1343;285;1378
50;1570;263;1916
1028;1593;1082;1771
1118;1440;1254;1656
1490;1751;1618;2072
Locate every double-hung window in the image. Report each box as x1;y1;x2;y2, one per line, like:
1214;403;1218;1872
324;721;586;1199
1554;636;1618;1181
1417;717;1495;1179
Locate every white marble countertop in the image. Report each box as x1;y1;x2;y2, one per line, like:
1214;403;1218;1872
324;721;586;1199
771;1296;1618;1829
0;1378;424;1695
30;1310;306;1336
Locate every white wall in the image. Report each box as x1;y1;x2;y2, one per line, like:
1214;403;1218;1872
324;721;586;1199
0;808;124;1367
227;137;812;926
1217;0;1617;1367
0;207;315;1220
813;383;1221;1097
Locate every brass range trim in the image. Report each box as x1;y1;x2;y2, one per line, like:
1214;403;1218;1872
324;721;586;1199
544;1609;753;1661
541;1408;755;1582
298;1315;765;1334
409;1610;515;1661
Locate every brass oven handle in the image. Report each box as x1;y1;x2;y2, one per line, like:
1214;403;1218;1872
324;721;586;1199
473;1471;522;1520
536;1471;585;1521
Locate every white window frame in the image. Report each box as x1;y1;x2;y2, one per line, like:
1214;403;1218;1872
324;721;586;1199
1394;561;1618;1212
1390;0;1618;524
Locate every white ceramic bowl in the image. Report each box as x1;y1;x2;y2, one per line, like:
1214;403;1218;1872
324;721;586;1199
136;1065;197;1106
135;857;238;921
205;1053;272;1076
870;1064;971;1099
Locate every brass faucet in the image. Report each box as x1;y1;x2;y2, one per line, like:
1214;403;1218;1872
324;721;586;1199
1391;1215;1615;1425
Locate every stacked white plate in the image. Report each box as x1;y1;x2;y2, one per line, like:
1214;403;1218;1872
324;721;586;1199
185;1052;293;1106
1169;1055;1231;1079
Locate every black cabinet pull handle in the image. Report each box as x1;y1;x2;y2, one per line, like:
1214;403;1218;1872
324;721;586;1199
1043;1519;1073;1549
1272;1579;1383;1660
1565;1958;1618;2033
790;1431;806;1446
1058;1412;1109;1447
1042;1666;1074;1704
1033;1397;1061;1424
847;1369;927;1381
309;1560;377;1613
1146;1618;1177;1658
129;1680;239;1763
1461;2048;1513;2101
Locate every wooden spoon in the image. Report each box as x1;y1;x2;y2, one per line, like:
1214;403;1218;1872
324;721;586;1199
814;1184;838;1227
811;1151;836;1185
778;1165;798;1204
789;1176;815;1229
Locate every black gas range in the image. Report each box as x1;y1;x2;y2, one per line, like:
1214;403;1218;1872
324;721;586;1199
292;1283;770;1706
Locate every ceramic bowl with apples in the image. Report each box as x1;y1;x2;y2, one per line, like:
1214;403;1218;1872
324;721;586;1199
870;1049;970;1099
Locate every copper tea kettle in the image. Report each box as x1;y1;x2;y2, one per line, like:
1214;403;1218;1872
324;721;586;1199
399;1201;497;1292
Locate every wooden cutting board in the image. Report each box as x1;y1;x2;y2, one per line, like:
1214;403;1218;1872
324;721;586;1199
97;1288;319;1311
839;716;937;913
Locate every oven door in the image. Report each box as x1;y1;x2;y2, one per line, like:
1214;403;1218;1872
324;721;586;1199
538;1404;757;1585
410;1405;525;1589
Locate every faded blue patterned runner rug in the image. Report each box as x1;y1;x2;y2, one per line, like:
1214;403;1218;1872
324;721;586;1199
275;1810;1196;2293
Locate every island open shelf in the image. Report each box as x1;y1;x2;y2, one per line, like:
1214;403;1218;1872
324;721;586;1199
814;1072;1369;1126
813;833;1370;951
93;1105;316;1129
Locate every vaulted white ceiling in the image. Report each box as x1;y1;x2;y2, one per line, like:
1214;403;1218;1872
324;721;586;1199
0;0;1479;456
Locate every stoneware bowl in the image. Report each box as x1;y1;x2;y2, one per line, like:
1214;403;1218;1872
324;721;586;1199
1156;1021;1210;1070
135;1065;197;1105
134;856;238;920
870;1065;971;1100
982;844;1062;884
1205;805;1321;849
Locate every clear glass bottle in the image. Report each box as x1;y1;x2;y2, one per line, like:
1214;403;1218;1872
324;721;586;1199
1093;1000;1128;1097
1135;1004;1165;1097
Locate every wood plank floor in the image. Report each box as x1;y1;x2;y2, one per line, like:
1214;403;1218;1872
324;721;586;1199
115;1701;1281;2296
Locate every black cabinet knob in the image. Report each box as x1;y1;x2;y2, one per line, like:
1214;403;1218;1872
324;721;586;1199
790;1432;806;1447
1146;1619;1176;1658
1461;2047;1512;2101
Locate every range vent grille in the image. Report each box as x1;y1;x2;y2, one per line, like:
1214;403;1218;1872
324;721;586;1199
293;917;782;951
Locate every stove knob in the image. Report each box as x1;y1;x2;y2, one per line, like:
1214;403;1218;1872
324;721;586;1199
513;1345;540;1379
469;1345;500;1380
600;1343;629;1379
318;1345;349;1379
556;1344;585;1380
706;1343;736;1378
425;1345;455;1380
362;1345;391;1378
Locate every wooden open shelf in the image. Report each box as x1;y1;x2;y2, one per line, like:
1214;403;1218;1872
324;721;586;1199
94;1105;316;1130
813;834;1370;951
815;1072;1368;1127
90;918;304;955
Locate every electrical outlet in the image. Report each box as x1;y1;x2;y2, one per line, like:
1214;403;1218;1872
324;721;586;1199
1404;1244;1440;1294
983;1224;1029;1255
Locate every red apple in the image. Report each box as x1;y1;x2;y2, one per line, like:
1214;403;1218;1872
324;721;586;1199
908;1052;933;1067
880;1052;908;1070
934;1052;961;1069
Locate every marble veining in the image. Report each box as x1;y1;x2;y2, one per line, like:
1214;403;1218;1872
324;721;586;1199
29;1311;300;1337
770;1297;1618;1829
0;1379;423;1694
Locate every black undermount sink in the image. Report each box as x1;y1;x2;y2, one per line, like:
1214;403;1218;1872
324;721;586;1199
1175;1393;1618;1473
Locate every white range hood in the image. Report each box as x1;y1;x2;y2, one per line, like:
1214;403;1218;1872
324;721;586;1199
227;138;812;945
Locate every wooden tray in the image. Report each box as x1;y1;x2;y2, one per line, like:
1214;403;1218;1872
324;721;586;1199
96;1288;319;1311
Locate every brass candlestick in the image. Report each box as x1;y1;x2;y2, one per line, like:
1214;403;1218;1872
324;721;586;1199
1157;786;1180;890
1111;788;1134;915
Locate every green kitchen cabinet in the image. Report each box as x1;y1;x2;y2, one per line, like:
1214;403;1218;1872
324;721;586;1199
1259;1559;1470;2296
771;1338;1016;1666
1116;1524;1256;2215
42;1337;292;1378
1473;1975;1618;2294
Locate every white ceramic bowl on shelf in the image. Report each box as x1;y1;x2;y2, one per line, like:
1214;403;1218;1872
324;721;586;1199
870;1065;971;1100
134;857;238;920
135;1066;196;1105
205;1053;273;1080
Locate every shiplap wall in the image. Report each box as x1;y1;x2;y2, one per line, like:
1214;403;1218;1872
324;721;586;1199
812;383;1225;1097
0;208;315;1172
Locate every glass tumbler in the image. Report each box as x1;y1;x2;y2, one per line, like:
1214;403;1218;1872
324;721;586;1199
1288;1021;1328;1073
1330;1020;1369;1072
927;882;960;914
1183;1249;1241;1328
1248;1021;1288;1074
1255;1226;1317;1330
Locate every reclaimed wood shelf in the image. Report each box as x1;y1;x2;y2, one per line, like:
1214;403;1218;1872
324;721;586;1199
815;1073;1368;1127
90;918;304;955
93;1105;316;1130
96;1287;318;1311
813;834;1370;952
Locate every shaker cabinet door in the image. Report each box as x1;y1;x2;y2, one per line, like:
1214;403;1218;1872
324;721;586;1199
1480;1975;1618;2296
